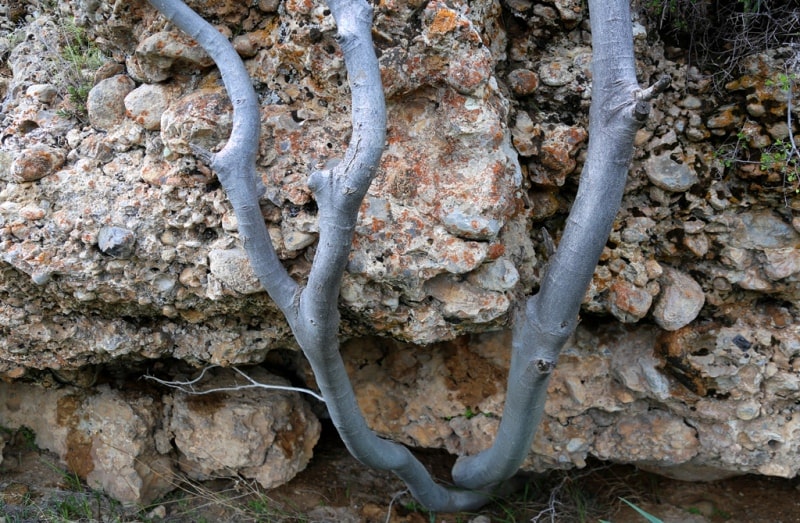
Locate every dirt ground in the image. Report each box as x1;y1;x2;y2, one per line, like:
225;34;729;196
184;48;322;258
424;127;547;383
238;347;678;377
3;422;800;522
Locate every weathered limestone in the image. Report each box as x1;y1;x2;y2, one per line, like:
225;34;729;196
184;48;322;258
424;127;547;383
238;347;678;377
0;367;320;504
0;381;174;504
331;312;800;481
167;367;321;489
0;0;799;503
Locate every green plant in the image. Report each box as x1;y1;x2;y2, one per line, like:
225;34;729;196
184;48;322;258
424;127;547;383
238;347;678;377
760;139;799;192
54;493;95;520
765;72;797;92
54;17;106;121
16;425;38;450
714;69;800;201
600;498;664;523
714;129;748;170
764;72;799;196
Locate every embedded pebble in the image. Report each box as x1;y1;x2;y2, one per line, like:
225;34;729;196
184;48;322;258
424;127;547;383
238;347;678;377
208;248;262;294
652;267;705;331
9;145;66;182
97;226;136;259
538;59;573;87
731;211;799;250
442;211;502;240
645;152;698;192
609;279;653;323
87;75;136;131
124;83;176;131
507;69;539;95
26;84;58;104
126;31;214;83
470;258;520;292
680;96;703;110
161;89;233;157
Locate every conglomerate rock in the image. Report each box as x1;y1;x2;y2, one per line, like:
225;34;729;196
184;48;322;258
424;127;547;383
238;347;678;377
333;309;800;481
167;366;321;490
0;367;320;504
0;0;799;502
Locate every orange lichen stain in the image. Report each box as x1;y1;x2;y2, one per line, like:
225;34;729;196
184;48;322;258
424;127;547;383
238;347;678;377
487;242;505;259
370;219;386;233
57;395;95;478
429;9;459;34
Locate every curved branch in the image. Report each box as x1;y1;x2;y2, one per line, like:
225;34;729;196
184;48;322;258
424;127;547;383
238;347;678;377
303;0;387;319
147;0;298;314
148;0;492;511
452;0;669;489
287;0;491;512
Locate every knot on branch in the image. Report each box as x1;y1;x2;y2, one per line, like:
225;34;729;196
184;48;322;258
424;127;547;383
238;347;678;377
334;32;360;53
307;169;330;195
535;359;556;374
634;100;651;123
629;75;670;125
635;75;671;102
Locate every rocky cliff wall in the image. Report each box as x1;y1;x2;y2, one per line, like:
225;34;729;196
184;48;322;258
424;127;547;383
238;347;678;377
0;0;799;504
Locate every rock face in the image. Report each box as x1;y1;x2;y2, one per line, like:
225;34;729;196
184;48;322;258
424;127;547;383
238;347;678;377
333;308;800;481
0;0;799;504
0;367;320;504
167;367;321;489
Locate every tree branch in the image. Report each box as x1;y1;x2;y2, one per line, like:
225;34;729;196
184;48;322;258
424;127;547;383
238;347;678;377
144;366;327;403
147;0;492;511
147;0;671;511
147;0;298;314
451;0;669;490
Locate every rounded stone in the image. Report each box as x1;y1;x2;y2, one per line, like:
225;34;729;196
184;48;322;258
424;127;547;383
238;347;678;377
680;96;703;110
97;226;136;259
124;84;175;131
471;258;520;292
10;145;66;182
507;69;539;95
609;280;653;323
652;267;705;331
706;104;742;130
169;367;320;490
161;89;233;157
538;59;574;87
208;248;262;294
645;152;698;192
26;83;58;104
442;210;502;240
126;31;214;83
86;75;136;131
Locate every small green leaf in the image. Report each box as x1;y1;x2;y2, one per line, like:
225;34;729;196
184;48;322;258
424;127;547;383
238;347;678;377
620;498;664;523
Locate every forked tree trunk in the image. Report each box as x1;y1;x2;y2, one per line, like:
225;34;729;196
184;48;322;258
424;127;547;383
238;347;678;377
145;0;668;512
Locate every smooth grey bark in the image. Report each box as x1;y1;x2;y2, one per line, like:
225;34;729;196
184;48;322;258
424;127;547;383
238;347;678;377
146;0;668;512
145;0;298;314
146;0;490;512
451;0;669;490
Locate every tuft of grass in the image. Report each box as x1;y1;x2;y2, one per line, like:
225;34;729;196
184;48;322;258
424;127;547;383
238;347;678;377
53;17;106;121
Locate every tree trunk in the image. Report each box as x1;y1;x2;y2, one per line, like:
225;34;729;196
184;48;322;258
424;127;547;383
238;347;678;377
452;0;669;490
145;0;668;512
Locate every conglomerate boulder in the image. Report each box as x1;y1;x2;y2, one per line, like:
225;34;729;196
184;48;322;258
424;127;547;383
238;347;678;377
0;0;799;503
